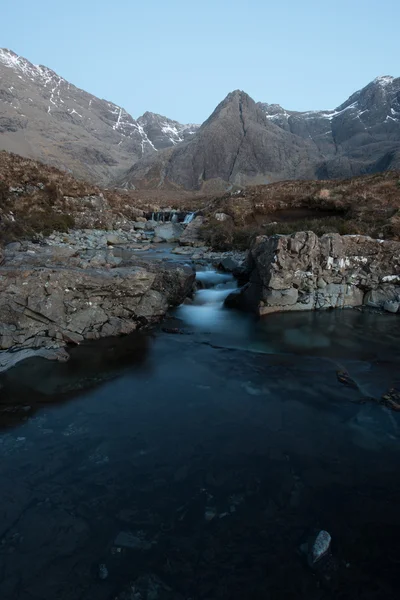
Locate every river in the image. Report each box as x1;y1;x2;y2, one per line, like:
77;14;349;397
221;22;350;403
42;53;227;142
0;250;399;599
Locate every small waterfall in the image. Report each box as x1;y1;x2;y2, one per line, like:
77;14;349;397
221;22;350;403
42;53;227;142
183;212;195;224
146;211;195;223
176;268;238;331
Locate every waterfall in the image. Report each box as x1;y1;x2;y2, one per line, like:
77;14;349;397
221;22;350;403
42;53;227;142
183;212;195;224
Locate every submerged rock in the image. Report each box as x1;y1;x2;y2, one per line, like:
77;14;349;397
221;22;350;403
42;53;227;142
309;530;332;566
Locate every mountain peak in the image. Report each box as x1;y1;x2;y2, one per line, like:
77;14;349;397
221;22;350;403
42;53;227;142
373;75;395;86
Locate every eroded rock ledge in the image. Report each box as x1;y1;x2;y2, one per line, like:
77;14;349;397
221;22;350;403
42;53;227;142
0;242;195;370
229;232;400;315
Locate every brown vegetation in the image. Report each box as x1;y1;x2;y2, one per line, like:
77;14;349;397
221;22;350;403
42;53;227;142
201;171;400;249
1;150;400;247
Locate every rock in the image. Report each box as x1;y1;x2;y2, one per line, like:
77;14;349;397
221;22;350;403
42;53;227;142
152;236;163;243
218;256;240;273
381;388;400;411
179;216;205;246
309;530;332;566
384;300;399;313
114;531;153;550
106;234;125;246
239;232;400;315
171;246;195;255
144;220;156;231
133;222;147;230
5;241;22;252
365;285;399;308
0;246;195;361
135;216;147;223
98;563;109;580
0;347;69;373
214;212;232;222
154;222;184;241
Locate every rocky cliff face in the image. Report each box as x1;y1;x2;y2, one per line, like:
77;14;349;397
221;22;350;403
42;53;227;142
123;79;400;190
119;91;322;189
137;112;199;150
260;76;400;178
231;232;400;315
0;49;197;184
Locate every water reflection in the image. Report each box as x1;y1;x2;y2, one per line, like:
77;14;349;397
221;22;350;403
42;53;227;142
0;332;151;429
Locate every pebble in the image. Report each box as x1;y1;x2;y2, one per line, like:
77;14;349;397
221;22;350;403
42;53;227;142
98;563;109;580
309;530;332;565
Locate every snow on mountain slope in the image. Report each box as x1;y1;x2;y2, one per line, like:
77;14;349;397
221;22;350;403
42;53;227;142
0;49;196;183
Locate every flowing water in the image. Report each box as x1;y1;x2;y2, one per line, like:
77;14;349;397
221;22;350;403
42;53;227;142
0;255;399;600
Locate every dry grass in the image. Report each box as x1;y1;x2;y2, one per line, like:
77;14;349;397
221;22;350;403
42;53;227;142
1;150;400;245
205;171;400;243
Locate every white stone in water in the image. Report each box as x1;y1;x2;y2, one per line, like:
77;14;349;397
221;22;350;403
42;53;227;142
310;530;331;564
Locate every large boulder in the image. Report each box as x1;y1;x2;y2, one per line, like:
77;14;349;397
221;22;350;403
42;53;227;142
0;246;195;356
230;232;400;315
179;216;205;247
154;222;184;242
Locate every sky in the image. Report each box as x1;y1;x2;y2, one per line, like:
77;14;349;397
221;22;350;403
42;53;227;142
3;0;400;124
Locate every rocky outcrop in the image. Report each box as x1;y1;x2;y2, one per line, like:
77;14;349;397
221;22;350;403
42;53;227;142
0;241;195;361
121;91;320;189
229;232;400;315
153;222;184;242
261;75;400;179
179;216;205;246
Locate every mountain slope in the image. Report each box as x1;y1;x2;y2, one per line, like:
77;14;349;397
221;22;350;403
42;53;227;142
260;75;400;178
119;90;322;190
121;77;400;190
0;49;198;184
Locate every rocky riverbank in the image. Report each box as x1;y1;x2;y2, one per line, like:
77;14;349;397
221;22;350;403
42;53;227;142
0;234;195;371
228;232;400;315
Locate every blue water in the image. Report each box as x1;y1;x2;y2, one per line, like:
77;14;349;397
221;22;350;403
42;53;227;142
0;262;399;600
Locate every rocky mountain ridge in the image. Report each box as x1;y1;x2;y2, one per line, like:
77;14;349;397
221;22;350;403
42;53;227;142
0;48;198;184
1;48;399;189
124;77;400;190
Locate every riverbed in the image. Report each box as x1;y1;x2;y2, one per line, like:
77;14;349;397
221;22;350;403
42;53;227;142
0;253;399;600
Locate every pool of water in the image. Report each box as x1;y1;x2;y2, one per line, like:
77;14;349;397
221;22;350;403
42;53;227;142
0;261;399;600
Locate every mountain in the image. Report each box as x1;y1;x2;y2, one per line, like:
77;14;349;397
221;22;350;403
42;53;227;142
137;112;199;150
260;75;400;178
1;47;399;190
0;48;198;184
121;77;400;190
119;90;322;190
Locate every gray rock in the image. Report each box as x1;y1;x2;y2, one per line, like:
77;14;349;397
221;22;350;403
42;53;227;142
179;216;205;246
214;212;232;222
240;232;400;315
98;563;109;580
0;246;195;361
133;222;147;230
309;530;332;566
114;531;152;550
154;222;184;242
384;300;399;313
5;241;22;252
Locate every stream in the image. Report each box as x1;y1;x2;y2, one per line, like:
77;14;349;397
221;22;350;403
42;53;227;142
0;252;399;599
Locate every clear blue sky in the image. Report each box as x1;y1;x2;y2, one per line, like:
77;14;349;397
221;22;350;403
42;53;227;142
3;0;399;123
